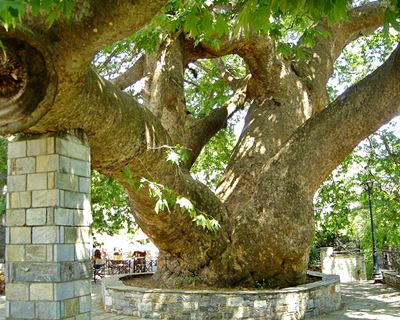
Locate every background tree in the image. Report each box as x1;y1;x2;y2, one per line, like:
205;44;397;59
1;0;400;288
312;31;400;275
313;123;400;274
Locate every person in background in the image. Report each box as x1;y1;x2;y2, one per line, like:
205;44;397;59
92;249;106;280
113;247;121;260
101;248;108;259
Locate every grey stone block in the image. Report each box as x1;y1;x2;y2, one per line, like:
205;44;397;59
54;282;74;300
59;156;71;173
10;191;32;209
15;157;36;174
30;283;54;300
7;174;27;192
54;244;75;262
27;138;48;156
6;209;26;226
6;245;25;261
8;140;27;158
78;177;90;193
74;279;91;296
26;208;47;226
36;154;59;172
64;227;77;243
63;297;79;317
27;172;48;190
64;191;86;209
56;172;79;191
79;295;91;313
70;159;90;177
32;226;59;244
10;227;31;244
36;301;61;320
76;227;91;243
9;301;35;319
10;262;61;282
54;208;74;226
75;243;90;261
32;189;59;207
6;282;29;300
74;209;92;227
56;138;88;161
73;261;91;280
26;244;47;262
60;262;75;281
75;312;91;320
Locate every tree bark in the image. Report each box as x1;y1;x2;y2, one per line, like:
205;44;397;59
1;2;398;288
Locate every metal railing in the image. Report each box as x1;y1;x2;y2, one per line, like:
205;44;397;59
93;258;158;282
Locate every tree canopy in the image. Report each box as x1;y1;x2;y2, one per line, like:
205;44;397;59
1;0;400;289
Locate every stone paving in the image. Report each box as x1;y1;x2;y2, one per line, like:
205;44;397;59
0;280;398;319
309;281;400;320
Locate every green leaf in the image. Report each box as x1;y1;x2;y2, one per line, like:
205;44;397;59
385;10;400;32
215;14;229;37
183;11;200;37
29;0;41;15
121;166;134;187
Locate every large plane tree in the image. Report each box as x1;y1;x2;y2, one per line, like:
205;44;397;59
1;0;400;288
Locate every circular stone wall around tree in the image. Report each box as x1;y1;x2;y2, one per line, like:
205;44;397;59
101;272;341;319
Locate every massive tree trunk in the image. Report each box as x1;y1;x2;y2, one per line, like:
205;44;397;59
1;2;399;288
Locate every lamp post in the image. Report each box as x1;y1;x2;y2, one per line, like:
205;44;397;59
362;180;382;282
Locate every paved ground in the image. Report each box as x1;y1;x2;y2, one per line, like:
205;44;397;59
309;281;400;320
0;280;398;319
0;280;133;320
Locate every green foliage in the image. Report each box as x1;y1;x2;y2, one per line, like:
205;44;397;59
123;166;221;231
315;30;400;272
191;129;235;189
115;0;396;54
183;56;243;189
314;121;400;276
2;0;400;51
328;29;400;101
384;0;400;32
91;170;136;235
0;0;75;29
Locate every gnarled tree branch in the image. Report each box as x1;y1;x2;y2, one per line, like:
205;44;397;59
213;58;244;89
267;44;400;195
183;75;249;169
111;55;146;90
294;2;386;113
32;0;165;71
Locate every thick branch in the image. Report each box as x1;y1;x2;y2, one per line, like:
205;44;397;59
184;32;258;64
213;58;243;89
36;1;164;70
183;76;249;169
111;55;146;90
144;35;187;144
4;54;230;273
294;2;386;112
379;132;400;167
268;44;400;195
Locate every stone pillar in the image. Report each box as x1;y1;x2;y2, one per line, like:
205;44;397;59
5;132;92;319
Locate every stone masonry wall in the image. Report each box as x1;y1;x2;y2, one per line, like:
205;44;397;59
382;271;400;289
5;132;92;319
102;272;341;319
320;247;367;283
